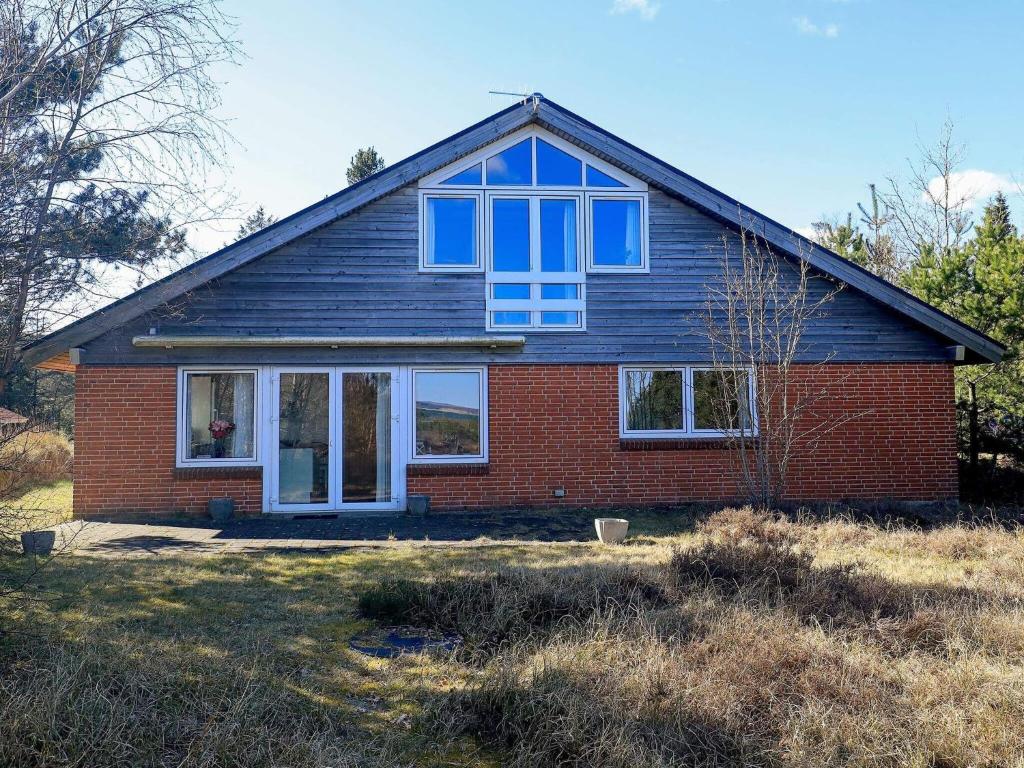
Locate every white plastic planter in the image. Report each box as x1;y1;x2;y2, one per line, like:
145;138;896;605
594;518;629;544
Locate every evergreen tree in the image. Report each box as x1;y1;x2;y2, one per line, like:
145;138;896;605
346;147;386;185
0;0;235;396
234;206;277;241
904;196;1024;469
857;184;900;283
975;191;1016;245
811;214;870;265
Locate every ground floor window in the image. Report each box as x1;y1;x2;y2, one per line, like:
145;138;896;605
620;365;756;438
411;368;487;462
179;369;257;464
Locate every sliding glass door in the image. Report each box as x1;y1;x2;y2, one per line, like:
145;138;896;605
270;367;398;513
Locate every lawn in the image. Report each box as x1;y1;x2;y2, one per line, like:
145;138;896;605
1;498;1023;767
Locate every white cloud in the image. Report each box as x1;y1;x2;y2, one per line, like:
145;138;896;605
793;16;839;38
611;0;660;21
795;225;819;241
925;169;1013;209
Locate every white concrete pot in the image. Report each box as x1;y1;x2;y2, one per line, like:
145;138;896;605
594;518;629;545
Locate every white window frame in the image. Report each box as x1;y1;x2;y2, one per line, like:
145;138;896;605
177;366;260;467
586;192;650;274
618;364;758;439
409;366;488;464
485;192;587;331
418;191;484;272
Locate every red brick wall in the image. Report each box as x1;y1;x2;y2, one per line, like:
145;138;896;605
73;362;957;518
74;366;262;519
408;363;958;509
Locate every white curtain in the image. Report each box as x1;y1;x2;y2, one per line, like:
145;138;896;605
624;201;640;266
232;374;254;458
375;375;392;502
562;200;577;271
426;199;437;264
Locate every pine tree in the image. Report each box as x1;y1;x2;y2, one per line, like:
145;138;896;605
811;214;870;265
975;191;1016;245
904;195;1024;470
234;206;277;241
346;147;386;185
857;184;900;283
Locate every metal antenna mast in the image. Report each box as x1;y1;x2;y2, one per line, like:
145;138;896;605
488;90;542;111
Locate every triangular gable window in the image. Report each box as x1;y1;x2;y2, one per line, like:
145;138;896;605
585;165;626;188
485;139;533;185
536;139;582;186
440;163;482;185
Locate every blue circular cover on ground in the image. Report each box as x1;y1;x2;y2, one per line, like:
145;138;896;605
349;626;462;658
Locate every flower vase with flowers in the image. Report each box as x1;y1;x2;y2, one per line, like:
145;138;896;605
209;419;235;458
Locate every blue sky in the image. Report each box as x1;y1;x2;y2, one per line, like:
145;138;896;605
193;0;1024;251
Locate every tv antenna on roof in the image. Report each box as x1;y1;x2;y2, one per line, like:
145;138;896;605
489;90;543;112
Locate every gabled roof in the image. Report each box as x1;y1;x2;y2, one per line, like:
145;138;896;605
21;96;1005;367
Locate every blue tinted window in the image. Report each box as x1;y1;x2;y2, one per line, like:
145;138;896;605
592;199;642;267
540;199;577;272
491;199;530;271
541;284;579;299
440;164;482;185
426;197;477;266
536;139;582;186
486;139;533;185
541;311;580;326
492;284;531;299
493;311;531;325
586;165;627;188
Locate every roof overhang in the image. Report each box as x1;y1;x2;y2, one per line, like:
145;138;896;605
132;334;526;349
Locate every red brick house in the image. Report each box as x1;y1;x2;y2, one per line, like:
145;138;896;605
22;97;1003;518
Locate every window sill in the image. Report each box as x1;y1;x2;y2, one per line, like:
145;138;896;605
407;463;490;477
173;466;263;480
618;438;757;451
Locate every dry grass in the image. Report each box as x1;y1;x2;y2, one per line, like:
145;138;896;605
367;509;1024;767
0;432;72;498
1;505;1024;766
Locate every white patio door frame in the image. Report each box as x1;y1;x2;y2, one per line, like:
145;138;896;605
266;366;403;514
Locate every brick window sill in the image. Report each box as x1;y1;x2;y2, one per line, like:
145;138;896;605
619;439;757;451
173;466;263;481
407;463;490;477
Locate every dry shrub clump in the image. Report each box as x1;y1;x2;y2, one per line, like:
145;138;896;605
670;507;920;631
0;632;398;768
0;431;72;495
359;565;666;655
369;508;1024;767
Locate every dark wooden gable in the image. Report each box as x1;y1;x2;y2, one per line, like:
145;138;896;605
82;184;953;366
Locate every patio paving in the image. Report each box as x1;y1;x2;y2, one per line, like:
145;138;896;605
48;510;605;557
